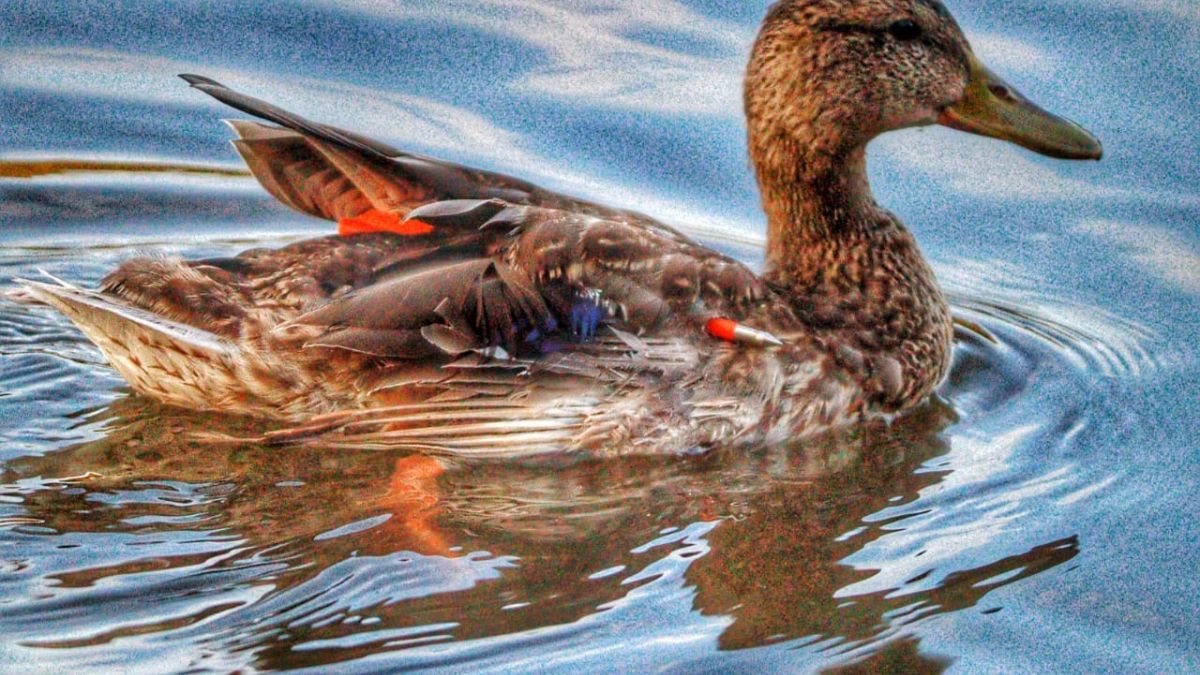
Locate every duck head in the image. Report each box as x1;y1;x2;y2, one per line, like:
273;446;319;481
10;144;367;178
745;0;1101;187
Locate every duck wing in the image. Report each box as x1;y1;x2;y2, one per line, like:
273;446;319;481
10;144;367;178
181;74;772;346
181;74;624;225
289;256;554;360
280;197;772;358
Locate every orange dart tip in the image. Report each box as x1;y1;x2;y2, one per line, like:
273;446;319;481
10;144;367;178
705;317;784;348
705;317;738;342
337;209;435;237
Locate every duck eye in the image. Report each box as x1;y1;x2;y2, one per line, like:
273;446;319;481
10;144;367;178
888;19;922;41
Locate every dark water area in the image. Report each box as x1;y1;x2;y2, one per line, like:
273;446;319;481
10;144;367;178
1;1;1198;672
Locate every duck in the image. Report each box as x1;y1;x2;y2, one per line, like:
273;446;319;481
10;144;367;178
15;0;1101;457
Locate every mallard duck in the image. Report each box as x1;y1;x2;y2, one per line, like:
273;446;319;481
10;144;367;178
17;0;1100;456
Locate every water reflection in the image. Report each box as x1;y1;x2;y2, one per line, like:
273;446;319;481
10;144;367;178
0;374;1078;669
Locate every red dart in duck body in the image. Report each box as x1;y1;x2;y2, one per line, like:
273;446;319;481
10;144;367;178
705;318;784;347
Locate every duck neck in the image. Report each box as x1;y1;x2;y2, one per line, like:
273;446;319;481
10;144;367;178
753;138;953;408
757;142;884;285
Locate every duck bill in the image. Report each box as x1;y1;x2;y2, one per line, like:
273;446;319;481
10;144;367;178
939;52;1102;160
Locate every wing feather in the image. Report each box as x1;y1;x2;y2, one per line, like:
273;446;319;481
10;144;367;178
290;257;553;358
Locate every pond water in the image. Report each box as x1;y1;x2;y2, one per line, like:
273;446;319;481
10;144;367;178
1;1;1198;672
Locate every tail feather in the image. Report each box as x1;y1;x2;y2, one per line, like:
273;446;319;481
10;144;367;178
181;73;397;161
17;273;232;356
226;120;374;222
182;74;583;221
15;274;241;408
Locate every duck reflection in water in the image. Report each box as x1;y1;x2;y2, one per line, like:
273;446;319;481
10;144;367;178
3;390;1076;669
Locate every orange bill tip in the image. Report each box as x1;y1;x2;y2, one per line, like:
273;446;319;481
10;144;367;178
337;209;435;237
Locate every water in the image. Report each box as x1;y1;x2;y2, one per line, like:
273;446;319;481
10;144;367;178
1;1;1198;672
